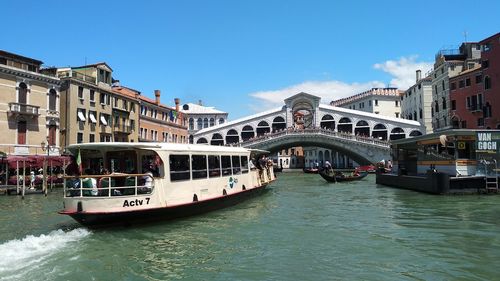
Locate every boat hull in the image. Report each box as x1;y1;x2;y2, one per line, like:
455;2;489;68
319;171;368;182
63;184;269;227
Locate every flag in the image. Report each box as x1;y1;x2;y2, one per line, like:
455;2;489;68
76;149;82;174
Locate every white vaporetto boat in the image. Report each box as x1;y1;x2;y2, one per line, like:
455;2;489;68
59;143;276;226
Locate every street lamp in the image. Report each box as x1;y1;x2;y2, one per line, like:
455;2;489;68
40;136;53;195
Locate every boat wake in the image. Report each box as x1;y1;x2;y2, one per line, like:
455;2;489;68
0;228;91;279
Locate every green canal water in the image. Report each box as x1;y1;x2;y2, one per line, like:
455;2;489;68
1;172;500;281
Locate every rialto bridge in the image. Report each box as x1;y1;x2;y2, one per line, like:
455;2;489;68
193;92;423;164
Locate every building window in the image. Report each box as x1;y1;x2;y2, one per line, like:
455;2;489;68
17;120;27;144
419;108;423;119
48;125;57;145
374;100;378;106
48;89;57;111
442;97;446;110
122;100;128;111
478;118;485;127
197;118;202;130
89;90;95;102
203;118;209;128
78;86;84;99
451;100;456;110
450;83;456;90
77;132;83;144
189;118;194;130
459;80;465;88
77;108;86;122
395;101;399;107
89;134;95;143
484;76;491;90
395;112;399;118
482;60;489;68
442;80;445;91
100;93;106;105
465;78;471;87
466;96;471;109
435;101;439;113
18;82;28;104
476;75;482;84
114;97;118;107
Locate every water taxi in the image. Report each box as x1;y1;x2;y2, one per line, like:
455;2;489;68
59;143;276;226
376;129;500;194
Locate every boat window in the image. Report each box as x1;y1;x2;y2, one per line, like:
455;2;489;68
208;155;221;178
170;155;190;181
232;156;241;175
192;155;207;179
221;156;232;176
141;154;163;177
107;150;137;173
241;156;249;174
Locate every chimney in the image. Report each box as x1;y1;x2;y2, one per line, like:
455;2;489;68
416;70;422;82
198;99;203;106
154;90;160;104
174;98;180;112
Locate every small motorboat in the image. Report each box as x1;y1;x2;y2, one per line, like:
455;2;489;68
319;170;368;183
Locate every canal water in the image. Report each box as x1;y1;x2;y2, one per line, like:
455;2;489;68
1;172;500;281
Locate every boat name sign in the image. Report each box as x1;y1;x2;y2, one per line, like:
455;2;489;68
123;198;151;207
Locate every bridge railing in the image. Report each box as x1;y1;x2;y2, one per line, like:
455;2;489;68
238;128;391;147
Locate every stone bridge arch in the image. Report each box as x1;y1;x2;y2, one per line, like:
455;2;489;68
243;131;390;165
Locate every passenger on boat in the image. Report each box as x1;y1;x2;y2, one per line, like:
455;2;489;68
139;167;153;194
84;169;98;196
250;158;256;170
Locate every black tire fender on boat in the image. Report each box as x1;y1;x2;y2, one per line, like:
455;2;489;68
223;189;227;196
193;194;198;202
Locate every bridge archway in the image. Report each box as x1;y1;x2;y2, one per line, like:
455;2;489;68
337;117;352;133
409;130;422;137
320;114;335;130
292;100;314;128
390;127;405;140
197;137;208;144
256;121;271;136
372;124;388;140
355;120;369;136
226;129;239;144
272;116;286;132
211;133;224;145
241;125;255;141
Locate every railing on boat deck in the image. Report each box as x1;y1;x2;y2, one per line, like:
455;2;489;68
63;173;154;197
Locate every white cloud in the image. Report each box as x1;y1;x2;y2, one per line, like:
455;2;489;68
248;55;433;112
373;56;433;89
249;80;385;110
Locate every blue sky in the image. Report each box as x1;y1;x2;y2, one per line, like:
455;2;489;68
2;0;499;119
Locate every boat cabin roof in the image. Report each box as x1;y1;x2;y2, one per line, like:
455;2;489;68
67;142;252;154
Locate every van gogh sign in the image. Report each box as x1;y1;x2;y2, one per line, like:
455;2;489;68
476;131;500;153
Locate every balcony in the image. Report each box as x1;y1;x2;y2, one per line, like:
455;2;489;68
8;102;40;117
113;124;133;134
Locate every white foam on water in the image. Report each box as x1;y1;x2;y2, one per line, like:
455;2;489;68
0;228;91;278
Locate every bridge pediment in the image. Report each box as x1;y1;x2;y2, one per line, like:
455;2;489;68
284;92;321;109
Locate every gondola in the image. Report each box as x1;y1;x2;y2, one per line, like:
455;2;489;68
303;168;320;174
319;170;368;183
